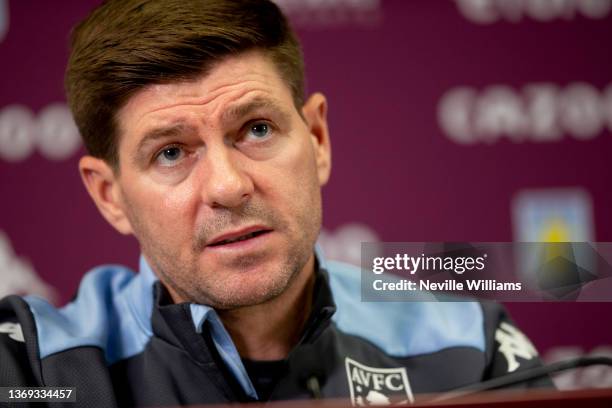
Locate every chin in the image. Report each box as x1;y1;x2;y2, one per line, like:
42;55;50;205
205;282;285;309
200;265;294;309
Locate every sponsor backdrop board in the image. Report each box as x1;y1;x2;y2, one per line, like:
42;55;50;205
1;0;611;388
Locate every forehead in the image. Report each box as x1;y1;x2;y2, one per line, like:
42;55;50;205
116;51;296;143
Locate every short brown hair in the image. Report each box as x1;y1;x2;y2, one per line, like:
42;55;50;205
66;0;304;167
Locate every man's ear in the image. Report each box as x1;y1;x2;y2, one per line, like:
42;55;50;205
78;156;134;235
302;92;331;186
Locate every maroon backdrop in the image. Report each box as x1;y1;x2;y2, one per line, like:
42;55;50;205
1;0;611;388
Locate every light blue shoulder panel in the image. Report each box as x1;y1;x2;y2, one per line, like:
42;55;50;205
24;257;156;364
325;260;485;357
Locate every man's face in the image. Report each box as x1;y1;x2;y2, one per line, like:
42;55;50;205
103;51;330;308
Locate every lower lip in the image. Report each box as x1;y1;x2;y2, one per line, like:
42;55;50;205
205;231;273;253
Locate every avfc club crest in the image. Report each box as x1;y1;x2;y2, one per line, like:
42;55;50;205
345;357;414;406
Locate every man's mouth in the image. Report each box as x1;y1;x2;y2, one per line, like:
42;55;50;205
207;227;272;247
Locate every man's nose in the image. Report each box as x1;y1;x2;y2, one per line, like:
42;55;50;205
201;145;254;208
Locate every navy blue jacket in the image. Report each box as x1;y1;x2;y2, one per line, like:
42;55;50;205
0;252;550;406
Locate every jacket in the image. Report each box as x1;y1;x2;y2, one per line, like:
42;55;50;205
0;250;550;407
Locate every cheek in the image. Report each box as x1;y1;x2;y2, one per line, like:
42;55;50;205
260;134;320;206
290;136;320;187
125;177;199;236
160;183;198;216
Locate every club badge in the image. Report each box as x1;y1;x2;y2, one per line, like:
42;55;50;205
345;357;414;406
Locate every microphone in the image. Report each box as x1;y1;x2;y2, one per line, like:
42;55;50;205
305;375;322;400
289;345;326;400
435;356;612;401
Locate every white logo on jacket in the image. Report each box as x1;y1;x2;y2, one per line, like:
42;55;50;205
0;230;58;303
345;357;414;406
495;322;538;372
0;322;24;343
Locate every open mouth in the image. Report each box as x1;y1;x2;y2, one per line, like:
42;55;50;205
207;229;271;247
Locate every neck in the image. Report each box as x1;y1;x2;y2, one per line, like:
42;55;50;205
217;254;316;361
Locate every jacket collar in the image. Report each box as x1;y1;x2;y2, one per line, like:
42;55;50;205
133;245;337;400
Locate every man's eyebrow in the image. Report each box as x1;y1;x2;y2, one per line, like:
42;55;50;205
133;122;196;162
222;96;291;124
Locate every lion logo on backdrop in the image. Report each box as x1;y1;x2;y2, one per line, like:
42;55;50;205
345;357;414;406
318;223;381;267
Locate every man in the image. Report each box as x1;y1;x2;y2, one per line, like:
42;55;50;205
0;0;550;406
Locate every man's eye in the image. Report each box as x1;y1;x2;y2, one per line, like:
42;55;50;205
248;122;270;139
155;146;184;166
